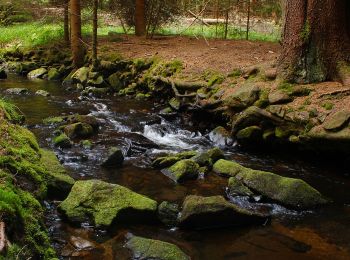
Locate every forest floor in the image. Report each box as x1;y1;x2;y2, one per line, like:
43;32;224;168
98;35;280;75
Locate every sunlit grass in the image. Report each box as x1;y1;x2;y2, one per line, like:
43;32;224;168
0;21;279;51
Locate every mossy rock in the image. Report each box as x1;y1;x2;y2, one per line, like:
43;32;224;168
152;151;198;169
227;177;254;197
71;67;90;84
208;126;233;146
53;133;72;148
236;126;262;141
47;67;61;81
43;116;66;125
178;195;268;229
162;159;200;183
268;90;292;105
108;72;123;91
40;149;75;198
126;235;190;260
27;67;47;79
236;170;328;209
59;180;158;227
225;85;260;110
192;148;225;168
63;122;94;139
5;88;29;95
213;159;247;177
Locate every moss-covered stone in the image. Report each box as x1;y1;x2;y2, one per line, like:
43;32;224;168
213;159;246;177
47;67;61;81
179;195;268;229
108;72;123;91
40;149;75;198
152;151;198;169
236;170;328;209
53;133;72;148
43;116;66;125
236;126;262;141
162;159;200;183
71;67;90;84
208;126;233;146
27;67;47;79
59;180;158;226
64;122;94;139
227;177;254;197
126;235;189;260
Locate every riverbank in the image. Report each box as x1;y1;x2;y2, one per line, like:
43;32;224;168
1;39;349;157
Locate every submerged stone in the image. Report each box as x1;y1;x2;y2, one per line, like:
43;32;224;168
178;195;268;229
126;235;190;260
35;90;51;97
59;180;158;226
162;159;200;183
64;122;94;139
5;88;29;95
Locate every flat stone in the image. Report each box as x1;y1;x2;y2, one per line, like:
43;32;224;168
36;90;51;97
268;90;292;104
5;88;29;95
323;110;350;131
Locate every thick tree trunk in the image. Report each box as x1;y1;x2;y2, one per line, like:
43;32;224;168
135;0;146;36
64;0;69;45
92;0;98;68
278;0;350;84
70;0;84;68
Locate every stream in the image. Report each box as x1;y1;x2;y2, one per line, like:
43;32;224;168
1;74;350;259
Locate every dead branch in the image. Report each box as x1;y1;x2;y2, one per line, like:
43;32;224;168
152;76;207;92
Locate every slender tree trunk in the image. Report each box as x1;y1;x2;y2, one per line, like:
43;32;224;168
246;0;251;40
278;0;350;84
64;0;70;45
70;0;84;68
92;0;98;68
135;0;146;36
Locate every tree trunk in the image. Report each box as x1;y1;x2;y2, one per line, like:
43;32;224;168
92;0;98;68
278;0;350;84
135;0;146;36
70;0;84;68
64;0;69;45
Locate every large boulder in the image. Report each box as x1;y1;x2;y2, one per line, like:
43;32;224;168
27;68;48;79
108;72;123;91
59;180;158;226
126;235;190;260
214;159;327;209
178;195;268;229
161;159;200;183
40;149;75;198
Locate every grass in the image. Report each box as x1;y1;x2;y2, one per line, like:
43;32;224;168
0;20;280;52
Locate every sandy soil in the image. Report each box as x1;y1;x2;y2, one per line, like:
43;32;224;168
98;35;280;75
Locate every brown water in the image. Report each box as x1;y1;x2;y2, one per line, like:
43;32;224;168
1;74;350;259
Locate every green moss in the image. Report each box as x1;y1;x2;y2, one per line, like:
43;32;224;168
152;151;198;168
228;69;242;78
43;116;65;125
126;236;190;260
53;133;72;148
166;159;200;183
212;159;247;177
278;82;295;95
59;180;157;226
322;102;334;110
275;127;291;139
207;73;225;87
0;99;25;124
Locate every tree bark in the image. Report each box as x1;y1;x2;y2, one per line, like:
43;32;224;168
92;0;98;68
278;0;350;84
135;0;146;36
70;0;84;68
64;0;69;45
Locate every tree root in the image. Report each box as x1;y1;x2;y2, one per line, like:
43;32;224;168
152;76;207;93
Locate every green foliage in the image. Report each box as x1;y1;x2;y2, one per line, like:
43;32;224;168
322;102;334;110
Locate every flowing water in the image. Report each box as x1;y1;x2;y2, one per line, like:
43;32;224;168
1;74;350;259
